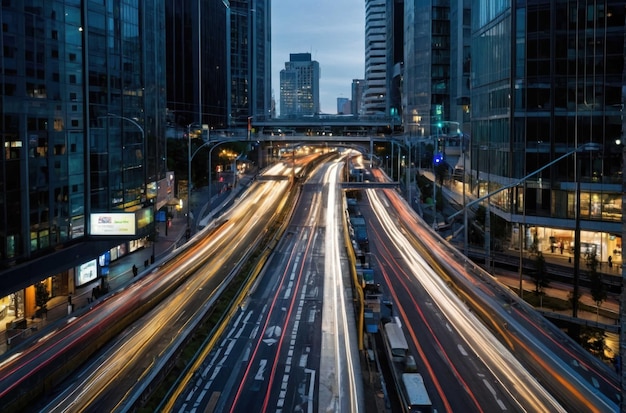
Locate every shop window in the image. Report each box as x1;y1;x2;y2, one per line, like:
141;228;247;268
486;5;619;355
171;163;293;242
602;194;621;221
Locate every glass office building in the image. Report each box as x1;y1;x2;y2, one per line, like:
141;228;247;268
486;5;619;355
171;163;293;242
404;0;452;137
0;1;165;318
165;0;229;129
230;0;272;124
471;1;624;264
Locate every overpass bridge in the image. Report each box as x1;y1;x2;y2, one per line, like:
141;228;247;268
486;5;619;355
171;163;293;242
208;131;392;144
341;181;400;190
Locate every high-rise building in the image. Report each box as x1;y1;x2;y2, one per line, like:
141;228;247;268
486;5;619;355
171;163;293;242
404;0;451;136
279;53;320;117
0;1;166;315
449;0;471;131
386;0;404;128
230;0;272;126
351;79;365;117
471;2;623;264
363;0;387;116
165;0;229;129
337;97;351;115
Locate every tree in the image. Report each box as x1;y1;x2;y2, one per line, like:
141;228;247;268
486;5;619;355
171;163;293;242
587;252;607;321
35;281;50;318
579;327;610;361
531;252;549;307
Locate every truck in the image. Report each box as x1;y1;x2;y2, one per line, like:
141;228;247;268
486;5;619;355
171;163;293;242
401;373;432;412
380;318;433;413
350;216;369;250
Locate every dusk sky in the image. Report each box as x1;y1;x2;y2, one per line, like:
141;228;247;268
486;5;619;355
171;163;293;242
271;0;365;115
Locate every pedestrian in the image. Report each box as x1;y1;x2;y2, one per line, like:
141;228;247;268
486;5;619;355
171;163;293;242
132;264;138;277
559;242;564;255
608;255;613;268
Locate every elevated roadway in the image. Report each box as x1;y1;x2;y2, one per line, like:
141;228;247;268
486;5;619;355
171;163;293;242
341;181;400;190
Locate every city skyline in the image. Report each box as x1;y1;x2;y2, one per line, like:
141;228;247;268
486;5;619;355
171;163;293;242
271;0;365;115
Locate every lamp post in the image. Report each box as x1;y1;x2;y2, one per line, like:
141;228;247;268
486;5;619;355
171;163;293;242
105;113;155;261
433;123;442;229
482;144;492;271
207;140;233;211
447;142;599;282
186;123;218;238
187;123;192;238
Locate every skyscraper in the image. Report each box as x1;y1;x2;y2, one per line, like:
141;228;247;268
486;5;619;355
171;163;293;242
470;2;623;266
351;79;365;117
0;1;166;317
363;0;387;116
337;97;351;115
230;0;273;126
386;0;404;127
404;0;451;136
279;53;320;117
165;0;229;129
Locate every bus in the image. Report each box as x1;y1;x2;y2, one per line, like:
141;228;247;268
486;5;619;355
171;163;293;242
401;373;432;412
382;319;409;363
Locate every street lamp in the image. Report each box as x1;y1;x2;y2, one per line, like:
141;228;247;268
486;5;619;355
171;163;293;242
186;126;214;238
207;140;234;213
433;122;443;229
449;143;600;220
447;142;600;288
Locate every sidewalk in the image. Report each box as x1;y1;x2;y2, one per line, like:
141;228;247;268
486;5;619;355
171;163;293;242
0;172;255;355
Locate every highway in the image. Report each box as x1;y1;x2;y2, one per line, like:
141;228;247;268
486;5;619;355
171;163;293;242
366;167;619;411
0;153;619;412
0;161;295;412
363;186;564;412
170;152;362;412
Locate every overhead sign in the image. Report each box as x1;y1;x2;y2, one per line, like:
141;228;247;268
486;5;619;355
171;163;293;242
90;213;136;236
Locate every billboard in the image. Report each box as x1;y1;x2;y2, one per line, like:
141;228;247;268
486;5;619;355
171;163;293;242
90;213;136;236
76;258;98;286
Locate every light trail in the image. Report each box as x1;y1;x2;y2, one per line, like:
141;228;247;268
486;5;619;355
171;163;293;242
322;160;361;412
367;188;566;413
371;229;476;412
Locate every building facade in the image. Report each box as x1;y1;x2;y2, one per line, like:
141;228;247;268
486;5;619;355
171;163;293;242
337;97;351;115
0;1;166;319
404;0;452;138
471;1;624;263
351;79;365;117
363;0;387;116
165;0;230;130
279;53;320;117
230;0;272;126
386;0;404;128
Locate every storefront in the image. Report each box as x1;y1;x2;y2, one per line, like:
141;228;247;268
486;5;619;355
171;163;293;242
512;225;621;266
0;236;149;327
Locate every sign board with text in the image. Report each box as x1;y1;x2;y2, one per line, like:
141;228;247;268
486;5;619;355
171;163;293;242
90;213;136;236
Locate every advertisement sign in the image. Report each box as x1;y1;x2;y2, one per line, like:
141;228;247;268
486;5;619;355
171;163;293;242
136;207;153;230
76;259;98;286
90;213;136;236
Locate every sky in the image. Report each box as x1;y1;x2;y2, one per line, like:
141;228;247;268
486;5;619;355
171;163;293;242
271;0;365;116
